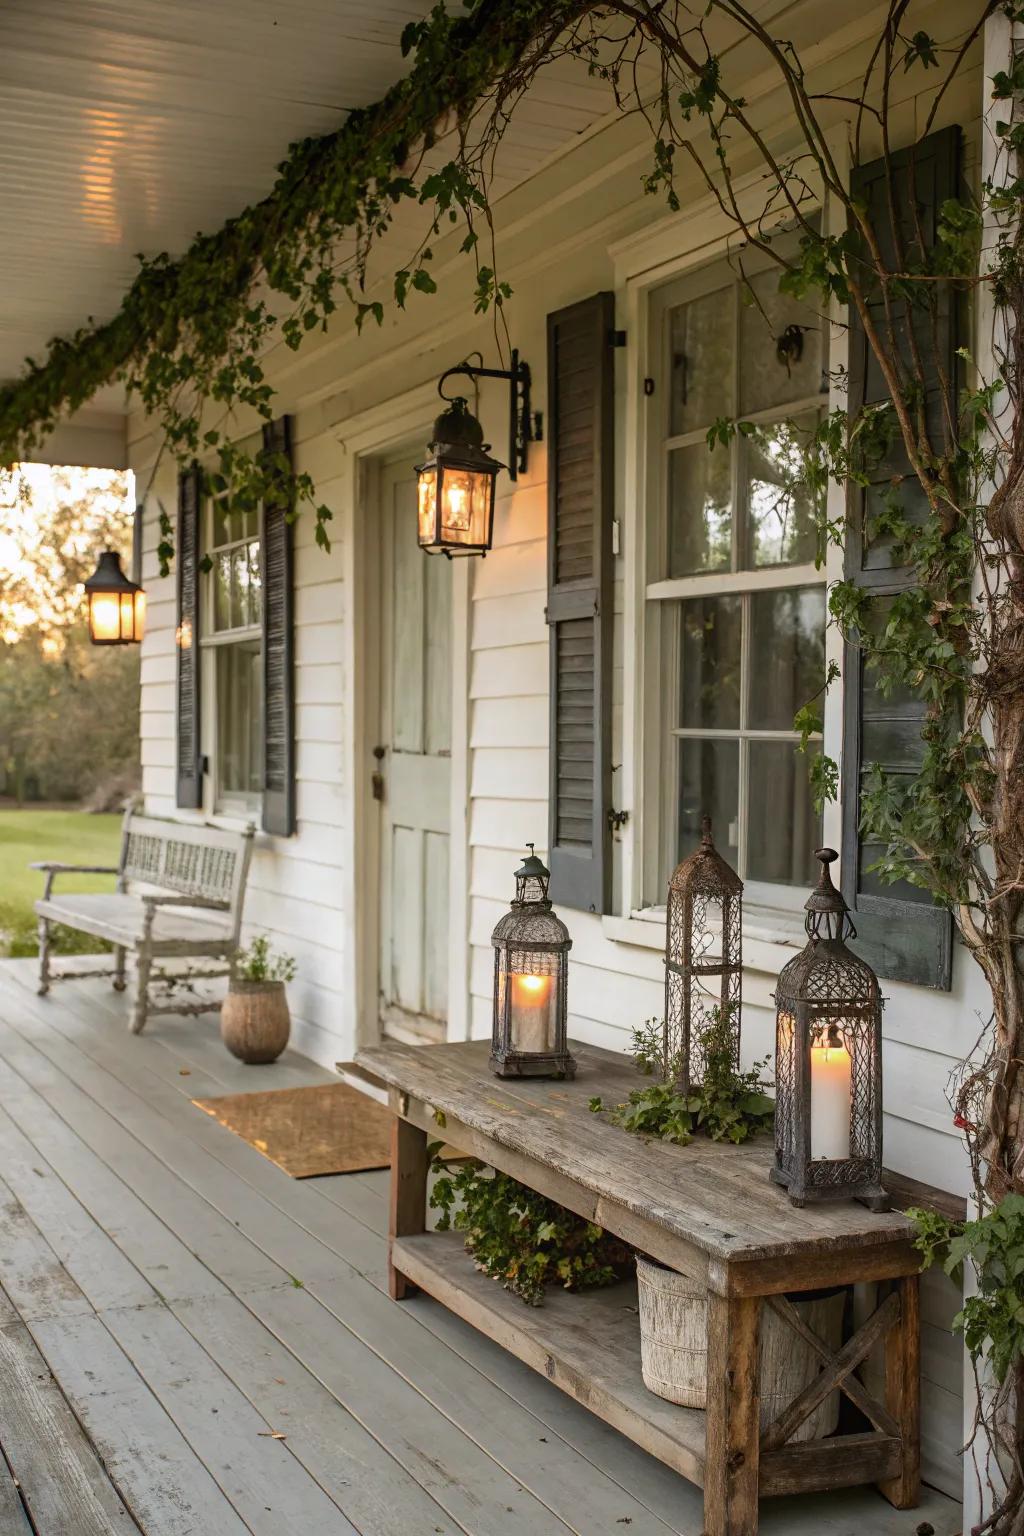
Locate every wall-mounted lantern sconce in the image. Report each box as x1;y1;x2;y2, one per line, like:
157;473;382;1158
84;549;146;645
416;350;534;558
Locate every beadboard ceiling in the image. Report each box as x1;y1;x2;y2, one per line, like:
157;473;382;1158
0;0;614;408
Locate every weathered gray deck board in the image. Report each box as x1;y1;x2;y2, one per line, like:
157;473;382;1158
0;1464;33;1535
0;970;701;1532
0;977;685;1534
0;1300;140;1536
0;961;964;1536
0;967;689;1534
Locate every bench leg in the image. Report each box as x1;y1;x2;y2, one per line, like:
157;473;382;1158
704;1291;761;1536
113;946;127;992
37;916;52;996
131;948;152;1034
388;1115;428;1301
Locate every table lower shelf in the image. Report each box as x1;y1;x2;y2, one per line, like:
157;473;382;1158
392;1232;908;1500
392;1230;708;1487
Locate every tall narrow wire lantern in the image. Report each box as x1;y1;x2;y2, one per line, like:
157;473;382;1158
664;816;742;1093
771;849;888;1209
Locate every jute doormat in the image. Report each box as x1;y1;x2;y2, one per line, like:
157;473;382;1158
192;1082;392;1179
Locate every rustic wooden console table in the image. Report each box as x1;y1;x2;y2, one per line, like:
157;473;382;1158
356;1038;921;1536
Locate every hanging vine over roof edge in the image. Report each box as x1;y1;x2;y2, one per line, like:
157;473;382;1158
0;0;574;469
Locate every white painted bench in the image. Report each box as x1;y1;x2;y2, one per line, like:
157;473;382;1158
32;807;255;1034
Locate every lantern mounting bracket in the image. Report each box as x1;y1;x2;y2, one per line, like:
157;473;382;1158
437;350;532;480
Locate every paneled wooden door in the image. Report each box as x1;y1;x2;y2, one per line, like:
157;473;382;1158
377;460;453;1043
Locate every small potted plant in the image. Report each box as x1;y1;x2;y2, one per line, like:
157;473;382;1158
220;935;297;1064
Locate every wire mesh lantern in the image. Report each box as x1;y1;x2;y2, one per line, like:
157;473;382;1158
664;815;742;1093
491;846;575;1080
771;848;888;1210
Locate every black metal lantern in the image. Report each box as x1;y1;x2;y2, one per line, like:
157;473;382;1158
416;396;502;557
83;550;146;645
491;845;574;1079
771;848;888;1210
664;816;743;1093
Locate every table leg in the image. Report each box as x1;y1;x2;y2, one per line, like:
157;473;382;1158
877;1273;920;1509
388;1115;428;1301
704;1291;761;1536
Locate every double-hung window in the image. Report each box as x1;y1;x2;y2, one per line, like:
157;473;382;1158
642;247;829;908
202;492;263;816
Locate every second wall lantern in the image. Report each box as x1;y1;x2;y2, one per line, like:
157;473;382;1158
416;350;533;558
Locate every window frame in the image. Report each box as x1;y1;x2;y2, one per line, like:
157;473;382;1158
199;488;265;819
637;242;834;917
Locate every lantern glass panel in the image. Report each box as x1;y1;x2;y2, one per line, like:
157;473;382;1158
438;465;492;548
504;950;560;1055
89;592;122;643
417;468;438;543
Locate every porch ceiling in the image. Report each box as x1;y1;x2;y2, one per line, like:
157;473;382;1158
0;0;613;400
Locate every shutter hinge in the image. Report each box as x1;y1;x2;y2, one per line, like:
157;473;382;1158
643;377;655;396
607;808;630;833
610;329;627;348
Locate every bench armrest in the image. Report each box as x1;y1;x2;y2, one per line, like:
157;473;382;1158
30;862;119;874
140;893;230;911
32;862;120;899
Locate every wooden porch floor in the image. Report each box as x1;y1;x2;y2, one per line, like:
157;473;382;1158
0;958;962;1536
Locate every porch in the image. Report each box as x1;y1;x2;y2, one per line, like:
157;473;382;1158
0;957;960;1536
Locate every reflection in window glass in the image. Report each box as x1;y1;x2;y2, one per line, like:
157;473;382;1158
680;595;742;729
668;443;732;576
215;640;262;799
748;587;825;730
747;741;820;885
737;263;827;416
745;416;821;567
678;739;739;869
669;287;734;436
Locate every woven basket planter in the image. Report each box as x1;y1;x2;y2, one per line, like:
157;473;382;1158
220;979;291;1065
636;1257;845;1440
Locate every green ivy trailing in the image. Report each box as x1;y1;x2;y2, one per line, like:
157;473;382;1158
429;1155;632;1306
589;1013;775;1146
911;1196;1024;1389
0;0;576;571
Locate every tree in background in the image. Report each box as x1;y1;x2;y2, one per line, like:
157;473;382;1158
0;465;140;806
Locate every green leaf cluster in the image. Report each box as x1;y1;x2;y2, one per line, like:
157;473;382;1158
429;1157;632;1306
234;933;297;983
589;1012;775;1147
911;1195;1024;1386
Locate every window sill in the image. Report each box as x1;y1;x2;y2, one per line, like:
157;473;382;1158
601;905;804;976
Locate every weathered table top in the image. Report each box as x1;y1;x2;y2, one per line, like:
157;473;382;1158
357;1038;915;1269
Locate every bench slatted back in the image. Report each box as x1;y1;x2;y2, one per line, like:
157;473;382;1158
119;810;254;939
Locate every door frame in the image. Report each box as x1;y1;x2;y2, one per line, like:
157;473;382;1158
337;383;472;1055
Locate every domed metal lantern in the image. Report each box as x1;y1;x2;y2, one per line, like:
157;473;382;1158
491;846;574;1079
664;816;742;1093
83;549;146;645
416;397;502;558
771;849;887;1210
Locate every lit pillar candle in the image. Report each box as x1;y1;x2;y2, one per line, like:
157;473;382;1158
510;973;553;1053
810;1028;852;1160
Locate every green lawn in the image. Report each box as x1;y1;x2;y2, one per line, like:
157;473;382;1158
0;809;123;957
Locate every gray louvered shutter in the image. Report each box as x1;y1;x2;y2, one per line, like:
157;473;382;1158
260;416;296;836
841;126;960;989
546;293;615;912
175;464;203;809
